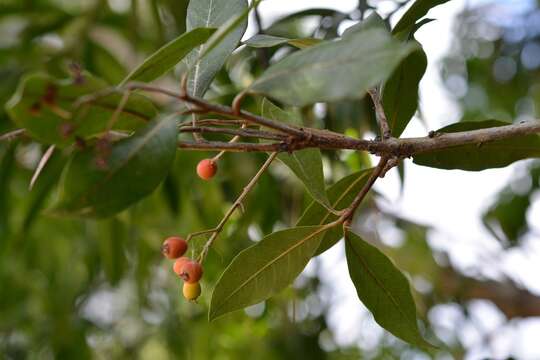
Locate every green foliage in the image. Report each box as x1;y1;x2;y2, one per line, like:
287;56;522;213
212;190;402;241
210;226;327;320
297;169;374;255
413;120;540;170
383;45;427;137
53;116;177;217
345;230;431;348
6;73;156;145
122;27;216;84
392;0;450;34
250;28;417;106
261;99;329;207
244;34;321;49
2;0;540;358
183;0;248;97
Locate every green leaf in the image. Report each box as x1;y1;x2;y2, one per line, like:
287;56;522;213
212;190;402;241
297;169;373;255
121;27;216;84
209;226;327;320
413;120;540;171
6;73;156;145
86;41;128;84
392;0;450;34
382;44;427;137
261;99;329;207
244;34;321;49
183;0;248;97
342;12;387;38
52;116;177;217
345;230;430;347
249;28;417;106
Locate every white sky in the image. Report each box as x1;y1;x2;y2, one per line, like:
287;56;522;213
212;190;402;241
255;1;540;358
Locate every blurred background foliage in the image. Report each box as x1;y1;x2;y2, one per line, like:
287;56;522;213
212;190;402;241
1;0;540;359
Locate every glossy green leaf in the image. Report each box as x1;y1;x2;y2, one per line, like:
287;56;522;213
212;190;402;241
122;27;216;84
6;73;156;145
183;0;248;97
382;44;427;137
249;28;417;106
392;0;450;34
413;120;540;171
209;226;327;320
53;116;177;217
261;99;329;207
244;34;321;49
297;169;373;255
345;230;430;347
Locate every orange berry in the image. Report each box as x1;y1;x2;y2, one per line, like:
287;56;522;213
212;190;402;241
196;159;217;180
180;260;203;284
183;282;201;301
173;257;190;276
161;236;188;259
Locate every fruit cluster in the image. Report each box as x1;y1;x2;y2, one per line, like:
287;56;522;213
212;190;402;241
161;236;203;301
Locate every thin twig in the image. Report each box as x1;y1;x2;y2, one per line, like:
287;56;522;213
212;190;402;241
0;129;26;142
30;145;55;190
368;88;391;140
106;90;130;131
340;156;390;223
212;123;247;162
180;126;285;141
198;152;279;262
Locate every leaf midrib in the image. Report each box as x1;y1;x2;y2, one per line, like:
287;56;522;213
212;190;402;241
346;234;415;328
253;35;409;89
211;226;326;317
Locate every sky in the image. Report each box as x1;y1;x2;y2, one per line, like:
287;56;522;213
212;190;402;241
252;1;540;358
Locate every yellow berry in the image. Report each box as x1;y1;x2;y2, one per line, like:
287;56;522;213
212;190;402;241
183;282;201;301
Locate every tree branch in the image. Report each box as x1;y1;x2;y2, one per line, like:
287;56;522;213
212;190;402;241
177;120;540;157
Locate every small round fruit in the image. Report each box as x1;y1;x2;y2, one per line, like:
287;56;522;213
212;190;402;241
183;282;201;301
180;260;203;284
173;257;190;276
162;236;188;259
196;159;217;180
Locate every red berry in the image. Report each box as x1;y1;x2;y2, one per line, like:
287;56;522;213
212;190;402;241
173;257;190;276
180;260;203;284
196;159;217;180
161;236;188;259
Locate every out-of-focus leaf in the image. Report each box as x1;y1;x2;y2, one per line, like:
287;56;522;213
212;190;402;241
345;230;431;348
100;219;127;285
122;27;216;84
6;73;156;145
52;116;177;217
392;0;450;34
383;44;427;137
342;12;387;37
209;226;327;320
484;192;529;247
0;144;15;238
183;0;248;97
244;34;321;49
22;150;67;232
261;99;329;207
413;120;540;171
297;169;373;255
86;41;128;84
249;29;417;106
